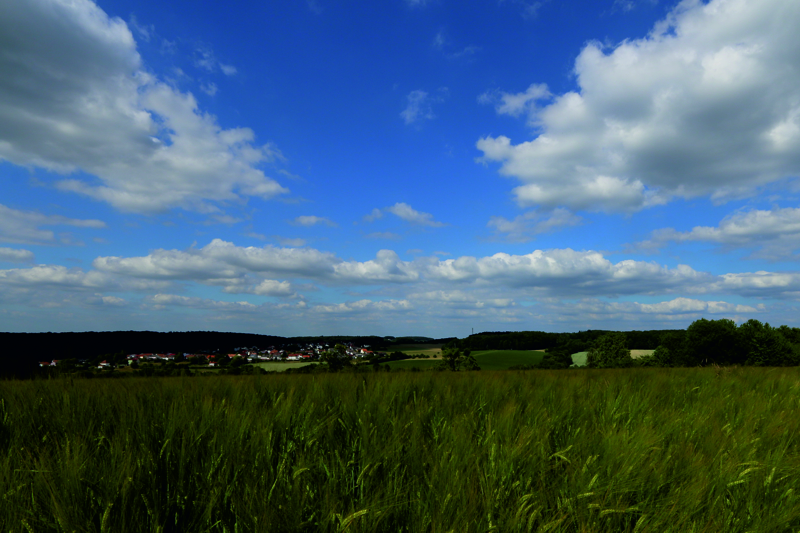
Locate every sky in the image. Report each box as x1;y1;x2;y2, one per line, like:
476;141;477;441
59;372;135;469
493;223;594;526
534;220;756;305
2;0;800;337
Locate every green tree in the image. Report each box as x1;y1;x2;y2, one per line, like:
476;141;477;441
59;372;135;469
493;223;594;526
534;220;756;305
586;332;633;368
684;318;744;366
536;348;573;369
437;347;480;371
739;319;799;366
320;344;352;371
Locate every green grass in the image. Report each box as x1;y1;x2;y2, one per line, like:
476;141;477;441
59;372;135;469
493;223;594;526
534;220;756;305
2;368;800;532
385;359;441;370
253;361;318;372
388;343;443;357
471;349;545;370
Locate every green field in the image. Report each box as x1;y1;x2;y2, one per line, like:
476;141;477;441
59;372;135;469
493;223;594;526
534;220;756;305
385;349;545;370
471;349;545;369
253;361;318;372
572;351;589;367
571;349;655;367
385;358;442;370
3;369;800;532
388;343;443;357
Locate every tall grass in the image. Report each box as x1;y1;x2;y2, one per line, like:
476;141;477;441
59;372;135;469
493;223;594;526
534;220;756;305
1;368;799;532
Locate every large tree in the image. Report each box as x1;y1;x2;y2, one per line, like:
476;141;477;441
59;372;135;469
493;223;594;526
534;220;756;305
684;318;745;366
437;347;480;371
586;332;633;368
739;319;799;367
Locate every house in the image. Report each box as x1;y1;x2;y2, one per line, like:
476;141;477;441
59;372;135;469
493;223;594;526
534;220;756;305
39;361;50;367
98;360;111;369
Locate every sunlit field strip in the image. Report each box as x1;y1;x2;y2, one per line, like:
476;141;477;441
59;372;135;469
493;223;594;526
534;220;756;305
1;368;799;532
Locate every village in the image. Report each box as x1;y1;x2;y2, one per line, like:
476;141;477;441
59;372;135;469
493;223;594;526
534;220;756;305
39;342;381;370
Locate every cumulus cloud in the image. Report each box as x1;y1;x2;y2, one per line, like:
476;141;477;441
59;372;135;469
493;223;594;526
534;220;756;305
4;240;799;330
146;294;257;311
640;206;800;259
291;215;337;227
487;208;581;242
312;298;412;315
93;239;339;282
544;297;764;328
90;239;714;296
0;0;287;214
0;247;34;263
0;265;167;292
0;204;105;244
478;0;800;212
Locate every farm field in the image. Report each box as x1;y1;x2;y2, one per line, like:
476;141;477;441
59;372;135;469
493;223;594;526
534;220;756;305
571;349;655;367
252;361;318;372
385;349;545;370
471;349;545;369
389;343;443;358
385;358;441;370
2;368;799;532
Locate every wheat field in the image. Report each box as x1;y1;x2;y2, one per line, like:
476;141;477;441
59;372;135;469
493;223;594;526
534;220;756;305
1;367;799;532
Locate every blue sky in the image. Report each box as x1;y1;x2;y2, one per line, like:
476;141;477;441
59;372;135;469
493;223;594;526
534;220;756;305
2;0;800;337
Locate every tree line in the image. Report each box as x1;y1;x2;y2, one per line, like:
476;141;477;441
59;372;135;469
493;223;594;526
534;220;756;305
586;318;800;368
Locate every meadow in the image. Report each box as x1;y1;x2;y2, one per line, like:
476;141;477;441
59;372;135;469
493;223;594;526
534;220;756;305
386;349;545;370
1;367;799;532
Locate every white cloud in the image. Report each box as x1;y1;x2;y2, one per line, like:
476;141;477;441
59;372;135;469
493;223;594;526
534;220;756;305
0;204;105;244
401;89;447;125
291;215;337;227
478;0;800;212
433;30;480;60
200;82;218;96
0;0;287;214
93;239;339;282
312;298;412;315
147;293;257;311
90;239;712;296
479;83;550;121
641;206;800;259
363;208;384;223
364;203;444;227
487;208;581;242
385;203;445;227
5;239;800;331
0;248;34;263
401;90;434;125
219;64;237;76
0;265;167;292
194;45;237;76
128;14;153;42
